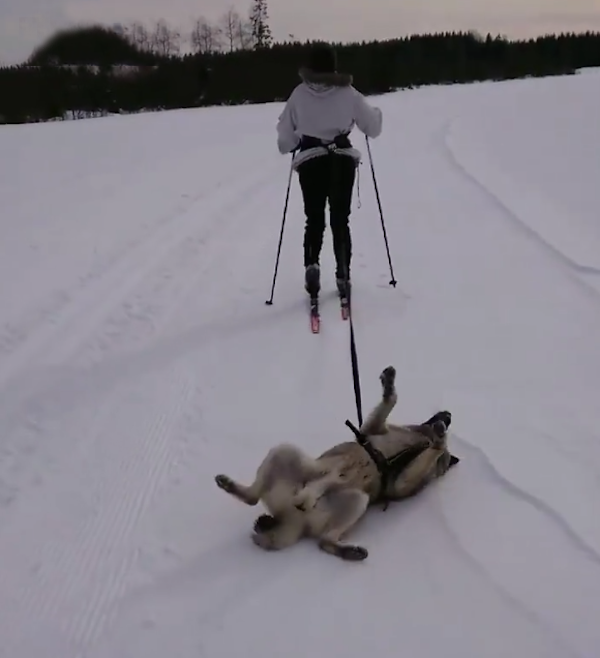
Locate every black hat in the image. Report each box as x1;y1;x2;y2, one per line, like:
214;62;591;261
305;42;337;73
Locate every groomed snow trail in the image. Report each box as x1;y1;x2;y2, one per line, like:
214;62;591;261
1;70;600;658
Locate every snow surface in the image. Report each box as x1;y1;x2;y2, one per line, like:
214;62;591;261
1;68;600;658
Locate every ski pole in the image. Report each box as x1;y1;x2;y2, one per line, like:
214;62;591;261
365;136;397;287
265;153;295;305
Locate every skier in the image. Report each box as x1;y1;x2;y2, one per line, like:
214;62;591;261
276;42;383;302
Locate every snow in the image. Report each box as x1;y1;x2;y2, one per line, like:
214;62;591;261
1;68;600;658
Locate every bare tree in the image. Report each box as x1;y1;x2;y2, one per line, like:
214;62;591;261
127;21;152;52
219;8;241;52
236;14;255;50
191;17;222;53
151;19;181;57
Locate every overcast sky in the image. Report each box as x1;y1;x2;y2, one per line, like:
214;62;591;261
1;0;599;65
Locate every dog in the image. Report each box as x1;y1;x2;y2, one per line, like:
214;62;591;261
215;365;460;561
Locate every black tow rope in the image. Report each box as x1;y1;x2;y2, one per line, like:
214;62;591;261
328;146;389;504
339;238;395;509
322;139;394;506
307;135;364;425
345;273;363;427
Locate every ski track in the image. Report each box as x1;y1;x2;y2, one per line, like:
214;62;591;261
0;154;280;428
2;73;600;657
431;483;583;658
453;433;600;566
0;145;287;655
436;433;600;658
442;120;600;289
0;159;279;390
436;97;600;567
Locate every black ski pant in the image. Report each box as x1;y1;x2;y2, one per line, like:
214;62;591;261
297;153;357;280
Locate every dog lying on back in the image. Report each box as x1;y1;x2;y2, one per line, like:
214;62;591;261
215;365;460;561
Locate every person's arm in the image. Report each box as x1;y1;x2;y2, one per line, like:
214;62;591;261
277;93;300;154
353;89;383;138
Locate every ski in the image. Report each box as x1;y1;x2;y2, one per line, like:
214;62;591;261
309;296;320;333
306;290;349;332
340;296;349;320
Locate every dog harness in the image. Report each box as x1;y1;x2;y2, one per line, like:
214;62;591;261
344;419;423;510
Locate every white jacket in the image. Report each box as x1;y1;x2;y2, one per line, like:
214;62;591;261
276;68;383;170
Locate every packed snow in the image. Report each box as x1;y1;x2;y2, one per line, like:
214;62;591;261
1;68;600;658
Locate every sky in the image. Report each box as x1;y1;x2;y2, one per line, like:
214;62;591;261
1;0;599;65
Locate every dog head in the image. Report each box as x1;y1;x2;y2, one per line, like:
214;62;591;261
413;410;450;446
425;410;452;434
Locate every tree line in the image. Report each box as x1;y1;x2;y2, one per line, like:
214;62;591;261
38;0;273;60
1;0;599;125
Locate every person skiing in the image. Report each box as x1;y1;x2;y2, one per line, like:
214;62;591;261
276;42;383;302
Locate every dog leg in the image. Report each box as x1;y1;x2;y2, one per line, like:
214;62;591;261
252;513;305;552
292;469;339;512
316;488;370;561
215;443;323;506
359;365;398;436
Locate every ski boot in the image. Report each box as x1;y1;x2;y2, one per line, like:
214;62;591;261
336;276;351;319
305;264;320;332
336;276;351;299
305;263;321;297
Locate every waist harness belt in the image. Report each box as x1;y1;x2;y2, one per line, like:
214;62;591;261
299;133;353;152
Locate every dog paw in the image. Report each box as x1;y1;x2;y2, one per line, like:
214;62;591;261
252;531;280;551
320;539;369;561
254;514;280;534
337;544;369;561
215;474;236;494
292;489;315;512
341;545;368;561
379;366;396;397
